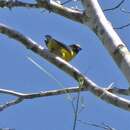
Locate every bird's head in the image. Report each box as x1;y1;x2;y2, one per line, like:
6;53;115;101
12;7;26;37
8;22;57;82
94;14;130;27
71;44;82;53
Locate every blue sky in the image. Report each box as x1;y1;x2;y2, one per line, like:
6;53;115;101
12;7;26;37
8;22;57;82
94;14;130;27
0;0;130;130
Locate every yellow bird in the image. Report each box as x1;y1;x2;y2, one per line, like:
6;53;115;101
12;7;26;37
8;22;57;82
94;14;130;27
45;35;82;61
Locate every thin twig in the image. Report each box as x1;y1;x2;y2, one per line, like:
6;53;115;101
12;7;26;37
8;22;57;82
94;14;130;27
78;120;116;130
103;0;125;12
61;0;73;5
77;96;85;114
70;97;76;114
114;23;130;29
72;78;84;130
72;91;80;130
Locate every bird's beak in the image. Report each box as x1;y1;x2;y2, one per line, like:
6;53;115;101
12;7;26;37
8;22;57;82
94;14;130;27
79;47;82;51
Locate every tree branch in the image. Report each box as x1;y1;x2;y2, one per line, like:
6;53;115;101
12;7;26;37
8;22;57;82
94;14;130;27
1;0;130;88
114;23;130;29
0;85;130;111
0;87;84;111
0;0;83;23
106;87;130;96
0;97;23;111
0;23;130;111
81;0;130;85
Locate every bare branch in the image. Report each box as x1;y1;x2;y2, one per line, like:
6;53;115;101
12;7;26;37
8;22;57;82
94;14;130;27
1;23;130;111
0;86;83;111
0;23;84;82
0;97;23;111
72;90;81;130
0;88;26;97
81;0;130;85
106;87;130;96
0;84;129;111
0;0;83;23
0;87;85;98
0;0;130;89
0;87;84;111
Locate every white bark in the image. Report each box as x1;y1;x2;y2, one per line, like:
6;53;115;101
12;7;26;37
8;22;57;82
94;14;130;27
81;0;130;84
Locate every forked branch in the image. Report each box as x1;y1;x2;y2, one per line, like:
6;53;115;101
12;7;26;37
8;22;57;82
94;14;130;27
0;24;130;111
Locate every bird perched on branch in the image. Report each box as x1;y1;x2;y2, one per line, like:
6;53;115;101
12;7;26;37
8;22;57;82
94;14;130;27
45;35;82;62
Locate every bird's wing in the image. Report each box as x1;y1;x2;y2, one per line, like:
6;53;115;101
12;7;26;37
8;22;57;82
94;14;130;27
60;48;72;61
52;38;72;53
45;36;72;52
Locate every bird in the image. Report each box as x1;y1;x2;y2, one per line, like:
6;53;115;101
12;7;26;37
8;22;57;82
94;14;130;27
44;35;82;62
